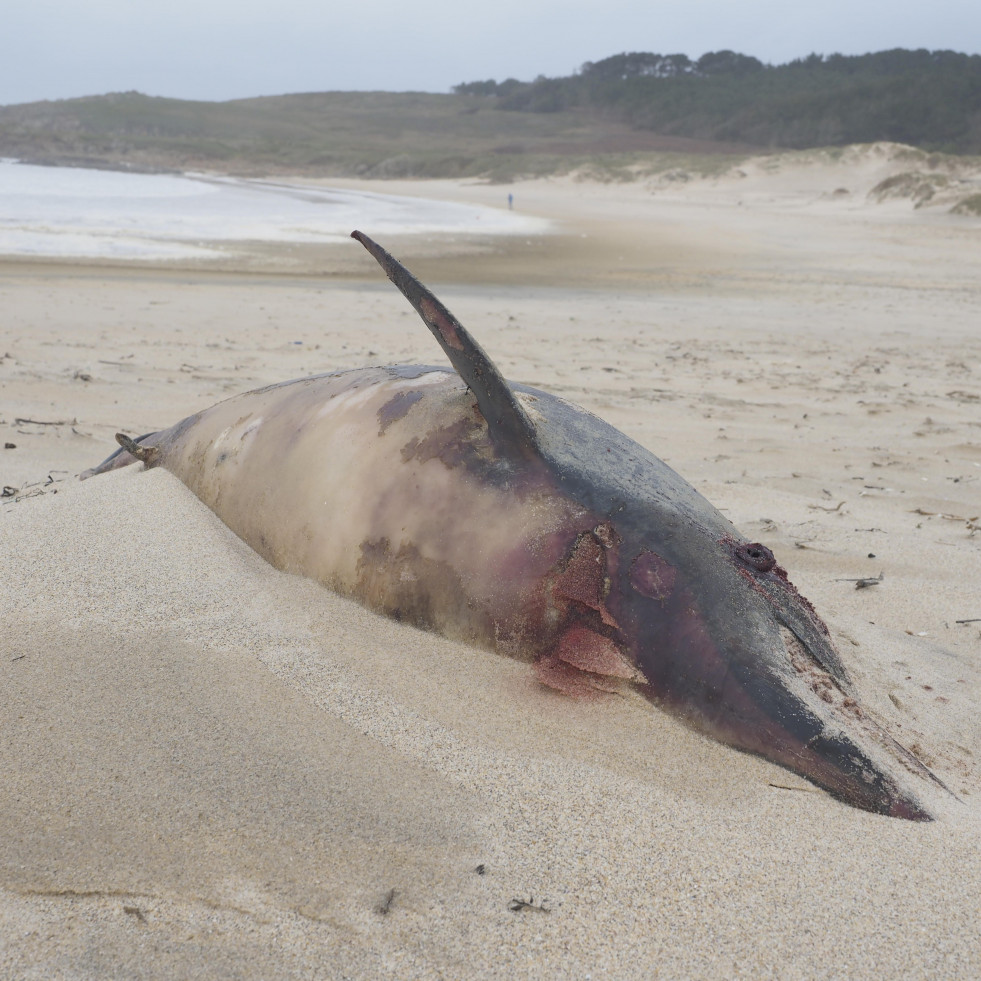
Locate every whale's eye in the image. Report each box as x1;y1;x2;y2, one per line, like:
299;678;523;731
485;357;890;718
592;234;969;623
735;542;776;573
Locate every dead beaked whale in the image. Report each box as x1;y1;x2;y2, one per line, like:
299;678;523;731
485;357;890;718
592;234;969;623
84;230;949;820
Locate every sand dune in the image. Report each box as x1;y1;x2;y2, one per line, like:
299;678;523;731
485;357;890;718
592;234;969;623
1;148;980;979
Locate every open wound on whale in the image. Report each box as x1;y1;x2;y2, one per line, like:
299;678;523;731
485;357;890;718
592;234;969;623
82;230;955;821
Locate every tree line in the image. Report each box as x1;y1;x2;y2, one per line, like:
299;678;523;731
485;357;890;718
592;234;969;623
455;49;981;153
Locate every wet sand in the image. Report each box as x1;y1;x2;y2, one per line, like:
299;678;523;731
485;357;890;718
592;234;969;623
1;145;980;979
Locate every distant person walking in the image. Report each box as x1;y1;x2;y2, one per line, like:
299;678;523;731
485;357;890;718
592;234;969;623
507;192;513;210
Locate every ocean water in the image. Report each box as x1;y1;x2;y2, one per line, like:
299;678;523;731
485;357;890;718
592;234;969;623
0;160;547;260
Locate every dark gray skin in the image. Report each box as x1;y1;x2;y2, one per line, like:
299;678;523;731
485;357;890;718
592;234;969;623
86;231;949;820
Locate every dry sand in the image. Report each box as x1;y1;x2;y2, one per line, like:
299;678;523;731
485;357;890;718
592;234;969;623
1;145;980;979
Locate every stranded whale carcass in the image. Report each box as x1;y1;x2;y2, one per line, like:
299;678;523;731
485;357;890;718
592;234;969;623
84;230;948;820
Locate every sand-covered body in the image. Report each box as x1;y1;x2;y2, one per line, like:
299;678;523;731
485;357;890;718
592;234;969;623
83;232;952;820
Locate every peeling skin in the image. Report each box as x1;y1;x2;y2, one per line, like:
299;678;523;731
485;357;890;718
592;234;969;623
377;390;424;435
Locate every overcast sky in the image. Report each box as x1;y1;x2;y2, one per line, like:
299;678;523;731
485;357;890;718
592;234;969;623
5;0;979;106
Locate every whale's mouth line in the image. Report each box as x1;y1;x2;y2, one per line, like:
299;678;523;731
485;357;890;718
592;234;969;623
777;625;952;813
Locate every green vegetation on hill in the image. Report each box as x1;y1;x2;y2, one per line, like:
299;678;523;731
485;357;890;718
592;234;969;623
0;89;751;180
456;49;981;154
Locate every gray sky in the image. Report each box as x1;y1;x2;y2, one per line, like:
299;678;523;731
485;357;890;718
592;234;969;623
5;0;979;106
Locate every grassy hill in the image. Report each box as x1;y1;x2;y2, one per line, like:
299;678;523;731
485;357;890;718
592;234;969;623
0;90;752;180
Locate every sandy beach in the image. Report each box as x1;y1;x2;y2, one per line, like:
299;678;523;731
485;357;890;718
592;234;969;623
1;145;980;979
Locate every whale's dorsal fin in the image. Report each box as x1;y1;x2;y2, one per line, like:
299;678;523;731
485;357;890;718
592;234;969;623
352;231;538;458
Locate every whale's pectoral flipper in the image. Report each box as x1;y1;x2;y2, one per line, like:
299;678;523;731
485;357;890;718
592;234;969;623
352;230;539;458
80;431;161;478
